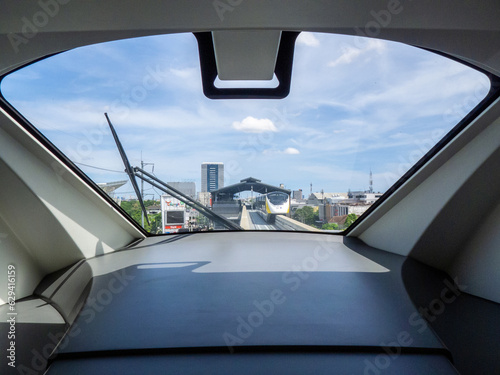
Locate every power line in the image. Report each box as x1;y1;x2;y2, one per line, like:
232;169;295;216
74;162;125;173
151;186;163;198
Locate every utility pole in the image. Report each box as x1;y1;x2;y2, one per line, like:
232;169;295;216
321;188;325;225
251;185;253;210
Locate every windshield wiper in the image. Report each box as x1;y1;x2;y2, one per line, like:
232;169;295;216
105;113;150;226
105;113;242;231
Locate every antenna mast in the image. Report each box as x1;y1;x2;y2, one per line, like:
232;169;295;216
369;169;373;193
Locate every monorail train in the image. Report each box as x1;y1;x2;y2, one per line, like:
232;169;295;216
255;191;290;223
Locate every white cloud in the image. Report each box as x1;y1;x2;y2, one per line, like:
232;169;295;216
328;46;362;67
5;32;488;195
170;67;197;79
328;39;386;67
263;147;300;155
232;116;278;133
297;32;320;47
283;147;300;154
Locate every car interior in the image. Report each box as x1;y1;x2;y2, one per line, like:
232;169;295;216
0;1;499;374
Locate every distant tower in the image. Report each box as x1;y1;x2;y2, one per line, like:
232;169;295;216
369;169;373;193
310;182;312;195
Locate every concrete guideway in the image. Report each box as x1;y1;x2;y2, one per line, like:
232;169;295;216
274;215;321;232
240;207;320;232
247;210;278;230
239;205;252;230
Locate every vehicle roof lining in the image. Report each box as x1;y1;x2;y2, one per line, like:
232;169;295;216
2;28;500;77
1;1;500;76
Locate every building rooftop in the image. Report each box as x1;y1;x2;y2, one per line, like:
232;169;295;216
308;192;348;200
328;214;348;225
211;177;290;200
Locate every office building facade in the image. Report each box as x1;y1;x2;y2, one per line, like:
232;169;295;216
167;181;196;199
292;189;303;200
201;162;224;192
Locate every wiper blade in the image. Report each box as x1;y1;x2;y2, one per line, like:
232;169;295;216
105;113;150;226
105;113;241;231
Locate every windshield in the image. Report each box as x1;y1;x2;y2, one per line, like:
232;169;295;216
267;193;289;205
0;32;490;234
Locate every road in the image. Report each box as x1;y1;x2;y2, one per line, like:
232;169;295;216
248;210;279;230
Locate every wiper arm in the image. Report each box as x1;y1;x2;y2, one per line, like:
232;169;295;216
105;113;241;231
105;113;150;225
134;166;242;231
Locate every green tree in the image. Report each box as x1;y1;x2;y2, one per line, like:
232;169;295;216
293;207;306;223
322;223;339;230
149;212;162;233
293;206;319;227
343;213;358;229
120;199;162;232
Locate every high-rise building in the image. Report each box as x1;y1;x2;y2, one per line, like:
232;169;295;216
167;181;196;199
292;189;303;200
201;162;224;192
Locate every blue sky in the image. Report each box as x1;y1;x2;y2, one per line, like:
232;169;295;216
1;32;490;199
